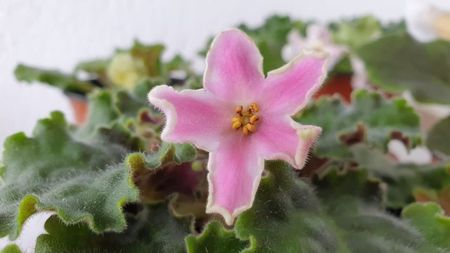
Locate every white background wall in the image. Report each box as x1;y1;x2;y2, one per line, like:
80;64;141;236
1;0;406;252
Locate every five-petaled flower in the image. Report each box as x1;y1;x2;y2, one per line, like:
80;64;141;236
148;29;327;225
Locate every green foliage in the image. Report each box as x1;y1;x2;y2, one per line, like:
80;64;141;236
129;42;165;77
0;88;148;240
185;221;249;253
234;161;436;253
358;33;450;104
75;59;110;85
35;204;191;253
14;64;95;94
0;244;21;253
332;16;382;49
138;143;197;168
75;59;110;74
350;144;450;208
0;111;140;239
427;116;450;156
238;16;305;73
14;42;190;94
297;90;420;158
402;203;450;252
77;90;121;137
77;81;161;140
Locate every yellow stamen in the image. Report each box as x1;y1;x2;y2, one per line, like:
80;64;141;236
230;103;260;135
245;123;256;133
250;115;259;124
231;116;241;122
250;103;259;112
232;120;242;129
242;126;250;135
235;105;243;114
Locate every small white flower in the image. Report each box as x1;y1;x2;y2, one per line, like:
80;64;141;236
282;24;347;70
406;0;450;42
388;139;432;165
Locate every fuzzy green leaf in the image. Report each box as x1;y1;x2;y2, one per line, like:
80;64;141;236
185;221;249;253
351;144;450;208
35;204;190;253
77;90;121;137
73;83;164;151
427;116;450;156
358;33;450;104
75;59;110;75
131;79;164;103
235;161;430;253
402;203;450;252
0;244;21;253
130;42;165;77
126;144;198;179
14;64;95;94
332;16;382;49
297;90;420;158
0;111;139;239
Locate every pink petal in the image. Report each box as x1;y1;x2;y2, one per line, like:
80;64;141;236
255;116;322;169
204;29;265;103
206;136;264;225
260;53;327;115
148;85;232;151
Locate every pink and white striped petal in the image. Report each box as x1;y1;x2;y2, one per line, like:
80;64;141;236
206;136;264;225
204;29;265;103
261;53;327;115
148;85;232;151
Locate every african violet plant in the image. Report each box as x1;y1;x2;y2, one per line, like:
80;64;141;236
1;10;450;253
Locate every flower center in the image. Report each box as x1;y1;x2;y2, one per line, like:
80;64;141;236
231;103;260;135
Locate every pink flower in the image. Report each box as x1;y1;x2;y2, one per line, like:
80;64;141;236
148;29;327;225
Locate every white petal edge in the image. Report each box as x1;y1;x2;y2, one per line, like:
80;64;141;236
258;118;322;170
148;85;177;143
205;153;264;226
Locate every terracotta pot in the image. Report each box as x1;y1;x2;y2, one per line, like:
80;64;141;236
66;92;88;125
314;74;353;103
